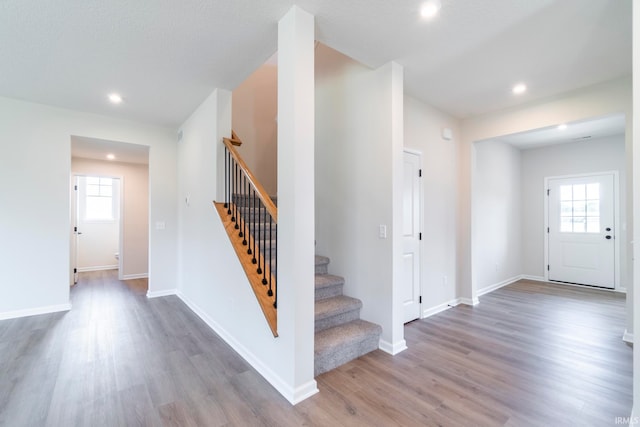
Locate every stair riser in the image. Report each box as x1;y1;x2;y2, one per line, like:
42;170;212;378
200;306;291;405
315;284;342;301
231;196;277;208
249;239;276;250
315;308;361;332
314;334;380;376
315;264;329;275
236;209;275;222
248;223;278;234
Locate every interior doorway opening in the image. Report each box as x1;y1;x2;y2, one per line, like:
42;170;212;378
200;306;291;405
70;136;150;286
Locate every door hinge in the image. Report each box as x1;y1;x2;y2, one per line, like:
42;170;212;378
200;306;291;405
547;264;550;271
418;169;422;177
74;268;77;274
419;296;422;304
547;227;550;233
74;226;77;232
419;232;422;240
547;189;550;196
74;185;78;191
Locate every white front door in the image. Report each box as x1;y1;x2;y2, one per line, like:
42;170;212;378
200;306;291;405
547;173;616;288
402;150;422;323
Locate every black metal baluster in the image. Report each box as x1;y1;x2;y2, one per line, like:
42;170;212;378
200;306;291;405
247;187;253;255
263;210;269;286
256;196;263;275
251;190;257;262
231;160;236;222
241;176;247;245
239;174;245;238
265;212;271;289
227;151;232;215
234;163;239;230
224;147;228;209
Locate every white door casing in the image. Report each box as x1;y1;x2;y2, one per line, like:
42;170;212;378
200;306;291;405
402;150;422;322
71;176;79;285
546;173;617;289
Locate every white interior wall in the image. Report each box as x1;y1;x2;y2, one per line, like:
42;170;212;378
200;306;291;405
75;175;120;271
0;96;176;319
520;136;626;284
177;88;296;401
403;95;461;315
460;76;633;330
473;140;522;293
232;64;278;196
176;6;317;405
315;43;405;353
72;157;150;278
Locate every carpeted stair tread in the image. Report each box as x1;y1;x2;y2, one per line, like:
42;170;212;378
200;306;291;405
314;319;382;376
315;274;344;300
315;296;362;332
315;295;361;320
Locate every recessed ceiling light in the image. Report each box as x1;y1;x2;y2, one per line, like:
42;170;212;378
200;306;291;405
512;83;527;95
108;93;123;104
106;154;116;160
421;0;441;19
558;124;568;131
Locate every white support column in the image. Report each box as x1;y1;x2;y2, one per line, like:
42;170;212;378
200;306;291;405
276;6;318;403
390;61;408;354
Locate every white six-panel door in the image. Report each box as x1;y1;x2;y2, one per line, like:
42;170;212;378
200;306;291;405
547;173;616;289
403;150;422;322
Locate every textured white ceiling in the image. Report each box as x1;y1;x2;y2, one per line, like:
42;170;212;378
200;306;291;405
71;136;150;164
0;0;631;127
491;114;626;150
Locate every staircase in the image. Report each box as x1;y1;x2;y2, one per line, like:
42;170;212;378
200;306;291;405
314;255;382;376
221;131;380;374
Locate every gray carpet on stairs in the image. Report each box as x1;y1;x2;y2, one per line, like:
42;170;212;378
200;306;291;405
314;255;382;376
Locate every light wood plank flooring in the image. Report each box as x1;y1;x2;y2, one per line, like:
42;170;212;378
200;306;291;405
0;273;631;426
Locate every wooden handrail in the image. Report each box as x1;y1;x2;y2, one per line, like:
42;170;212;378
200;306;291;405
225;130;242;146
222;136;277;222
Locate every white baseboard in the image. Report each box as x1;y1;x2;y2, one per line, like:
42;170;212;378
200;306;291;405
379;338;407;355
458;297;479;306
77;265;118;272
176;291;318;405
522;275;546;282
422;299;459;318
623;329;634;344
121;273;149;280
146;289;178;298
292;380;320;404
477;275;523;297
0;303;72;321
